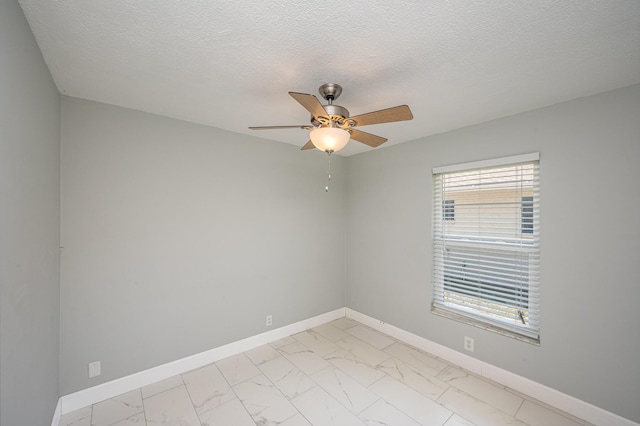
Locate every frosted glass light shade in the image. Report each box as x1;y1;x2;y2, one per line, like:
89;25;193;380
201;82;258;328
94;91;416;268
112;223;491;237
310;127;350;152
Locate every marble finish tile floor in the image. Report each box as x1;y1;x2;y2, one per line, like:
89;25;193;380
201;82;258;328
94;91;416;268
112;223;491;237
60;318;593;426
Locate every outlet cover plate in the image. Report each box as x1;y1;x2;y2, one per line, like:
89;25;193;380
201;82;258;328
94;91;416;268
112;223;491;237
464;336;474;352
88;361;101;378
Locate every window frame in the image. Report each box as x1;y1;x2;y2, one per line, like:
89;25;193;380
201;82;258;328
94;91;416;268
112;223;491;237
431;153;540;343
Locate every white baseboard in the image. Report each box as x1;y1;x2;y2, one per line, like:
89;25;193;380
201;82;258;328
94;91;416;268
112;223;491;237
52;306;637;426
57;307;345;416
50;398;62;426
345;308;639;426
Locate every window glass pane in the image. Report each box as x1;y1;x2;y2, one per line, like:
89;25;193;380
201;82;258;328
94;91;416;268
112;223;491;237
522;196;533;234
443;199;455;221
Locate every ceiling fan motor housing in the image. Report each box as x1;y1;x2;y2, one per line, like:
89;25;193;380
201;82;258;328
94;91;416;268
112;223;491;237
310;83;351;127
311;103;351;127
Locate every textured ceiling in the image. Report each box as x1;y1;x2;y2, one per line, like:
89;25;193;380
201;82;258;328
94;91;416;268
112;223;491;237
19;0;640;156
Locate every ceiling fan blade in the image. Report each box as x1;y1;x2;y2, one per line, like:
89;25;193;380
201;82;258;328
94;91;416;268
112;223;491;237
348;105;413;127
301;140;316;150
289;92;328;119
349;129;388;147
249;125;312;130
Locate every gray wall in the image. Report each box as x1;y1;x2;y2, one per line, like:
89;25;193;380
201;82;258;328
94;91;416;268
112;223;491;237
5;5;636;421
59;97;347;394
346;84;640;422
0;1;61;425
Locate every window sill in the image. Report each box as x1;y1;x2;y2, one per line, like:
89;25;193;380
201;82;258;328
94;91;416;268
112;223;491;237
431;306;540;345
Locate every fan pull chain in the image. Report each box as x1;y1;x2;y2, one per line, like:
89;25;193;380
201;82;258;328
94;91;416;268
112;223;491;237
325;151;332;192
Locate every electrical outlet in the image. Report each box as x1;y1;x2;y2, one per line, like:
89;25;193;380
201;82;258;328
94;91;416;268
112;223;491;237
88;361;101;378
266;314;273;327
464;336;474;352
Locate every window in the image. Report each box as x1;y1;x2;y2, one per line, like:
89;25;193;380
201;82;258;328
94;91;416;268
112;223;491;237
443;200;455;221
521;196;533;234
432;153;540;342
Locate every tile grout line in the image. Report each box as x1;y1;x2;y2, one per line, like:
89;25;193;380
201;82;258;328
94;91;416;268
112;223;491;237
178;373;203;426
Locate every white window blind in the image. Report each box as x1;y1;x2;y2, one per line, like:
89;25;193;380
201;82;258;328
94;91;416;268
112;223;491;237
432;153;540;341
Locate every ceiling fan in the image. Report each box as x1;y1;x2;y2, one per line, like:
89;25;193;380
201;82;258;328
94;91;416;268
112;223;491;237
249;83;413;153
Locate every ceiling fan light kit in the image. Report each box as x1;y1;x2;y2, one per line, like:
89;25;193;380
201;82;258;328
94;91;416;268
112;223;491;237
309;127;350;153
